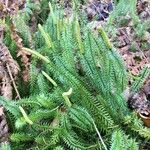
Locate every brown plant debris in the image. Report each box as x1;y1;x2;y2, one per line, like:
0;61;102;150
0;66;11;142
128;91;150;115
0;115;9;142
0;0;25;18
85;0;113;21
11;25;31;82
0;65;12;99
137;0;150;21
0;43;20;142
0;0;24;143
0;43;19;99
0;43;19;77
111;22;149;76
0;25;5;42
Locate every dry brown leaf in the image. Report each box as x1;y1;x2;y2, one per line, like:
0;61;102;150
11;27;31;82
143;81;150;98
0;0;25;18
0;115;9;142
137;0;150;20
0;25;5;42
0;107;4;116
1;75;13;99
0;43;19;77
0;0;25;143
0;43;19;142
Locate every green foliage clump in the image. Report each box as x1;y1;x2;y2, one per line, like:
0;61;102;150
0;1;150;150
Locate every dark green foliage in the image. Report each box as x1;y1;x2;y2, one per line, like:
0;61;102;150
131;66;150;93
0;1;150;150
110;130;139;150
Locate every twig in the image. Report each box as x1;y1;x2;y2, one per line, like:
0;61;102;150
5;0;8;8
6;64;21;99
93;121;108;150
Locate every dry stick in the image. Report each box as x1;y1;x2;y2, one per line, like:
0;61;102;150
5;0;8;8
137;45;148;63
6;64;21;99
93;121;108;150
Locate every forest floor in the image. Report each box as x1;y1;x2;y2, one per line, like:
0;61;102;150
84;1;150;149
83;0;150;114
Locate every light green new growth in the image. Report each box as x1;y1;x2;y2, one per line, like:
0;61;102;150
62;88;73;107
23;47;50;63
98;27;113;49
19;106;33;125
42;71;57;87
38;24;53;48
49;2;55;23
75;18;84;53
